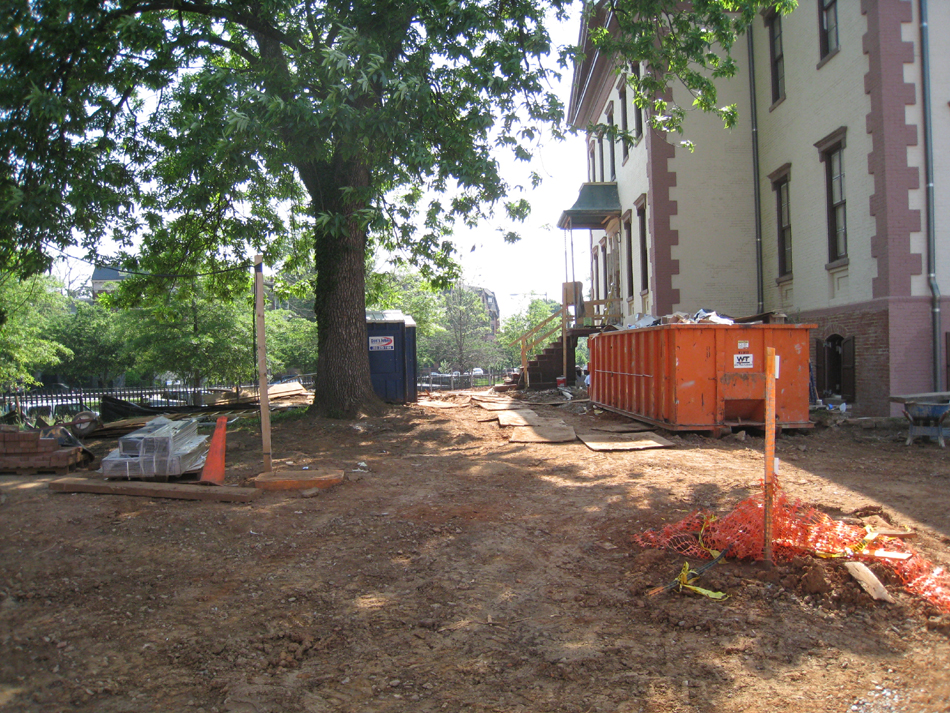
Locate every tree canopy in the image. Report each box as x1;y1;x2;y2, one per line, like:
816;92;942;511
0;275;71;390
1;0;793;415
587;0;796;145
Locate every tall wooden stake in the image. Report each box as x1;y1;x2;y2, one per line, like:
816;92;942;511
254;255;272;473
763;346;776;564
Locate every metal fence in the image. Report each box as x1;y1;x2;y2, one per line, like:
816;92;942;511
0;380;295;424
1;369;509;424
416;370;507;392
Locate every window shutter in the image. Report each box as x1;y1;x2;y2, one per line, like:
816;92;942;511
841;336;856;402
814;338;826;395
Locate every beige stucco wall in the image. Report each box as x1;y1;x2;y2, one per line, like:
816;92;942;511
585;67;653;320
667;73;758;318
753;5;875;316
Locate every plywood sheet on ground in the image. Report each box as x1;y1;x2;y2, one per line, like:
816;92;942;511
497;410;545;427
478;402;523;411
576;431;674;451
509;424;576;443
418;400;465;409
254;469;345;491
590;422;654;433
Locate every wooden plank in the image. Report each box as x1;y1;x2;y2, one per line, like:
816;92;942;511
865;549;913;561
844;561;896;603
267;382;308;399
497;410;546;427
253;469;345;491
49;477;261;502
255;255;273;474
576;431;675;451
590;422;654;433
509;424;576;443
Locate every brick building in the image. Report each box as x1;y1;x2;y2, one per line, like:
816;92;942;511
559;0;949;416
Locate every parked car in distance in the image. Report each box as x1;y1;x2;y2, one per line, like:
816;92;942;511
472;368;484;375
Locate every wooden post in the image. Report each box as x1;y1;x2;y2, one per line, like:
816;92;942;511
254;255;272;473
763;347;776;564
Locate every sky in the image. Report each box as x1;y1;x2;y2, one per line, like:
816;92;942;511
448;9;590;322
52;6;592;321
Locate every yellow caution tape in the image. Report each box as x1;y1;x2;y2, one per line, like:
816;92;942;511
697;515;722;559
814;525;878;559
674;562;730;601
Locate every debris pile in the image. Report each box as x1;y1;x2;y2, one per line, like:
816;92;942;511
633;475;950;613
101;417;208;479
0;425;84;474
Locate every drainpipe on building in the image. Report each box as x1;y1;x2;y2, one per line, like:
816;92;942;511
919;0;943;391
747;29;764;315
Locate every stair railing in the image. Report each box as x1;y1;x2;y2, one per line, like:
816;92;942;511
509;307;567;385
509;298;622;387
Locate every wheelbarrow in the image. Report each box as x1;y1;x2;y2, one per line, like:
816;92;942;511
890;393;950;447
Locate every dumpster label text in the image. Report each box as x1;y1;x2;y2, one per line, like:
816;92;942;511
734;354;753;369
369;336;395;351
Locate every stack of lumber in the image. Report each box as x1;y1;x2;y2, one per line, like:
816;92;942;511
233;381;310;404
0;425;84;474
101;417;208;479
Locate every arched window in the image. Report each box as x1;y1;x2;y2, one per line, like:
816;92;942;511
814;333;855;402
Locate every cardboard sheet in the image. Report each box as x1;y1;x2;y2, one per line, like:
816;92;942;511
590;422;654;433
497;410;545;427
576;431;674;451
509;424;576;443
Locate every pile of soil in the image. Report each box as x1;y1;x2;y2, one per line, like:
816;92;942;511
1;391;948;713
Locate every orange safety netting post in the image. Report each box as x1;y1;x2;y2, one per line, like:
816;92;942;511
632;346;950;612
763;347;776;564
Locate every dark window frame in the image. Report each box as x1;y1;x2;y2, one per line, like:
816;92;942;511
637;200;648;293
619;82;629;162
632;63;644;140
592;251;600;301
768;163;793;278
597;132;605;182
623;212;634;298
815;127;848;265
606;106;616;181
824;143;847;261
767;13;785;104
819;0;839;59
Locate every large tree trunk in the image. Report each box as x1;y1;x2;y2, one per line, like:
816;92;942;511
252;28;385;419
303;156;385;419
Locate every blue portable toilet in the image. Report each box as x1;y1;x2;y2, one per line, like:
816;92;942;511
366;310;417;404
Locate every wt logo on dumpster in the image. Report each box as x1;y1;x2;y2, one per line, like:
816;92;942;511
734;354;753;369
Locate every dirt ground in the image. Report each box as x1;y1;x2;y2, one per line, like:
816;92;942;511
1;389;949;713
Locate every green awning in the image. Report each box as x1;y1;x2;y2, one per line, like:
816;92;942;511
557;182;622;230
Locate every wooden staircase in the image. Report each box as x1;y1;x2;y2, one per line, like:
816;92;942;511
511;283;621;391
521;326;603;389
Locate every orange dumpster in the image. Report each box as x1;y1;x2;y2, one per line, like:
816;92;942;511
588;323;814;436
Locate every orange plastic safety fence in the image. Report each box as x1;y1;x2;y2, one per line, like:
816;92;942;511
632;475;950;614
